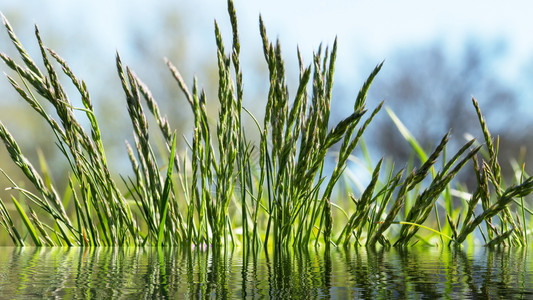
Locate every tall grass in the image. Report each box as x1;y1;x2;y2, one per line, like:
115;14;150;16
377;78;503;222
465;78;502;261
1;1;533;250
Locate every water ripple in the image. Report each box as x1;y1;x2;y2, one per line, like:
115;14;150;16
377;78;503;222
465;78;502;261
0;246;532;299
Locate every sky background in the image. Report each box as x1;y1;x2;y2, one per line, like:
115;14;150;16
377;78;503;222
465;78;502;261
2;1;532;86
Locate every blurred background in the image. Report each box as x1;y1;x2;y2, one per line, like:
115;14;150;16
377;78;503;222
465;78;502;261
1;0;533;201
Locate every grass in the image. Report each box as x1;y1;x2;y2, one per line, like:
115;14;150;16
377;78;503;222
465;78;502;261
1;0;533;250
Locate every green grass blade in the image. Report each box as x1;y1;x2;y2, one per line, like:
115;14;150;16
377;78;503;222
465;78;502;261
158;133;177;247
395;221;454;242
385;106;427;162
11;197;42;246
0;199;24;246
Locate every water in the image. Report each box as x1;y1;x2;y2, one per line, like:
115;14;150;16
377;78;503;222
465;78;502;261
0;246;532;299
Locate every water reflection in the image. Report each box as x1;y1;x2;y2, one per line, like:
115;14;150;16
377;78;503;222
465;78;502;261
0;246;531;298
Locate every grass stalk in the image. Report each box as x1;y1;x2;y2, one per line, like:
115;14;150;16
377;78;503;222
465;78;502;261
1;1;533;249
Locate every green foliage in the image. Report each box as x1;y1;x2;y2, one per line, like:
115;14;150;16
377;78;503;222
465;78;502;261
1;1;533;250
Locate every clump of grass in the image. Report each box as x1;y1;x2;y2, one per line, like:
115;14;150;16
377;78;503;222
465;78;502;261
1;1;533;250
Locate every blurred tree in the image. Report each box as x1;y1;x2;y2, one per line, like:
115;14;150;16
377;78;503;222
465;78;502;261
367;39;531;181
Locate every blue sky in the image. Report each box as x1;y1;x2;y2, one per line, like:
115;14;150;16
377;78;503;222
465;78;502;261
3;1;532;74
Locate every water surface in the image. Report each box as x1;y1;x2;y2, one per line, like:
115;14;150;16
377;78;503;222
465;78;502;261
0;246;531;299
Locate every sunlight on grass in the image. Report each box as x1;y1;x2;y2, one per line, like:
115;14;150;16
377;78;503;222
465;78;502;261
0;1;532;251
